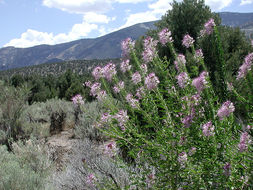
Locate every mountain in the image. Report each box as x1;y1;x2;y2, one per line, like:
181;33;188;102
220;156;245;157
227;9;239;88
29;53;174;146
0;12;253;71
219;12;253;27
0;22;156;71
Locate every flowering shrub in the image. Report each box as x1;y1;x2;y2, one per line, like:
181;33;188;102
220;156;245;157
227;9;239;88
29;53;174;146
84;18;252;189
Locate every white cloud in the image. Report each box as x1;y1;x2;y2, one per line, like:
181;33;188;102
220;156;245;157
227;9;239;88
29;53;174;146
205;0;233;10
42;0;113;14
240;0;253;5
116;0;152;3
83;12;114;24
4;21;98;48
148;0;173;15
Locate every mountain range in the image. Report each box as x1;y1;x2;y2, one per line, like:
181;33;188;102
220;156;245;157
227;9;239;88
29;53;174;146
0;12;253;71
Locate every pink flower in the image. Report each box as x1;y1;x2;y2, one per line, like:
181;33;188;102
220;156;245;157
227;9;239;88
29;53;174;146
100;112;112;123
176;72;190;88
174;54;186;72
90;82;101;97
247;125;252;130
120;59;132;73
236;52;252;80
132;72;142;85
158;28;173;45
84;81;92;88
202;121;215;136
121;37;135;57
223;162;231;176
195;49;204;60
181;115;193;127
92;66;104;80
202;18;216;35
192;71;208;93
71;94;84;105
178;152;187;165
113;81;124;93
126;93;139;108
136;87;145;99
114;110;129;129
238;132;251;152
142;36;158;63
96;90;107;101
86;174;96;186
217;101;235;120
141;64;148;74
188;147;196;156
145;72;160;90
182;34;195;48
104;141;117;157
103;62;117;81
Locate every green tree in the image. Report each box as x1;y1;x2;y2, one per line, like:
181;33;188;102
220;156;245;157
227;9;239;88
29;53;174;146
154;0;219;53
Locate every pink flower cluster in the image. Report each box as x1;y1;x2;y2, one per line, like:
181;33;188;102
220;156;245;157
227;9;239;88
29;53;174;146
192;71;208;93
103;62;117;81
121;37;135;58
96;90;107;101
104;141;117;157
114;110;129;130
158;28;173;45
178;152;187;165
92;66;104;80
182;34;195;48
188;147;196;156
174;54;186;72
145;72;160;90
217;101;235;120
223;162;231;177
126;93;139;109
136;87;146;99
236;52;253;80
113;81;124;93
92;62;117;82
71;94;85;105
120;59;132;73
181;114;193;128
176;72;190;88
100;112;112;123
141;64;148;74
142;36;158;63
201;18;216;36
90;82;101;97
84;81;92;88
194;49;204;61
238;132;251;152
86;174;96;186
202;121;215;136
89;82;107;101
132;72;142;85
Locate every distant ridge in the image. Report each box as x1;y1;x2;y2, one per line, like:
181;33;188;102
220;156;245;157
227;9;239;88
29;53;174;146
0;21;156;71
0;12;253;71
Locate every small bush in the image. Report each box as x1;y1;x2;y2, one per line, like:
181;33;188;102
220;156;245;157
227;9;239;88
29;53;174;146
0;138;52;190
19;99;75;138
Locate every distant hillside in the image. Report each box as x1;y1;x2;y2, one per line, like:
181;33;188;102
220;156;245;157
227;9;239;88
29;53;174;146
219;12;253;27
0;12;253;72
0;21;155;71
0;59;119;79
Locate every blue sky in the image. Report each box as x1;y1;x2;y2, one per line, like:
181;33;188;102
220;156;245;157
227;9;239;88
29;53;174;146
0;0;252;48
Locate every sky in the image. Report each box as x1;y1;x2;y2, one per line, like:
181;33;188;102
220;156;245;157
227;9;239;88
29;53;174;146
0;0;252;48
